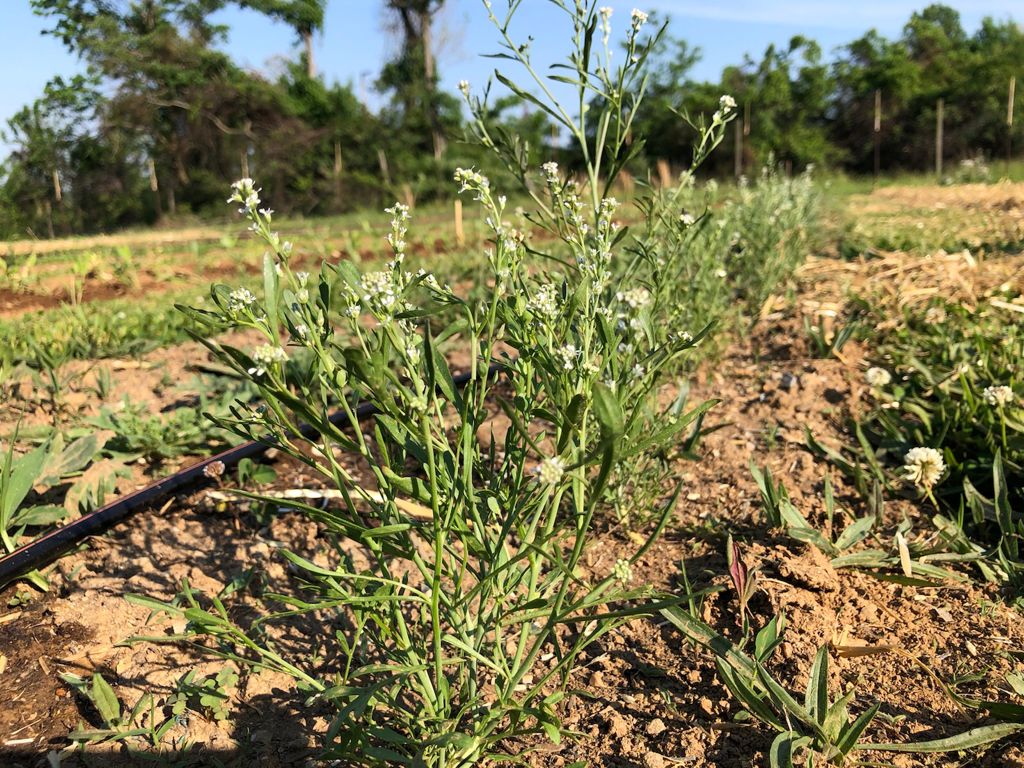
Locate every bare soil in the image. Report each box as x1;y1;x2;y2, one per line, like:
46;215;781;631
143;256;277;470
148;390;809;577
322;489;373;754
1;187;1024;767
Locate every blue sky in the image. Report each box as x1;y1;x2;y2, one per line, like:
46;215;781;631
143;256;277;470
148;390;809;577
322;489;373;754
2;0;1020;153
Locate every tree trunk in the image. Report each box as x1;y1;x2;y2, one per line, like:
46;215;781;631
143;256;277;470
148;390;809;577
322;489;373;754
419;9;446;159
303;29;315;78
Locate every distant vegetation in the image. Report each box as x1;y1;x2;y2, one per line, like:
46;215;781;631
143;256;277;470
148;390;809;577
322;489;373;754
1;0;1022;238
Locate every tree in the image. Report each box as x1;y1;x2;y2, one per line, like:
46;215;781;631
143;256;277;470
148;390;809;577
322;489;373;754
238;0;326;78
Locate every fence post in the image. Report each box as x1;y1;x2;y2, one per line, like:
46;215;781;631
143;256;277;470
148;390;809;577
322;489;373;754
935;98;944;179
656;159;672;188
873;89;881;185
147;158;162;220
52;169;62;203
1008;76;1016;175
734;117;743;179
454;198;464;247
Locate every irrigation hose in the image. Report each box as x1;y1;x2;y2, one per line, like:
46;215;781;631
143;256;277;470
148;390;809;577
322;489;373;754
0;363;496;590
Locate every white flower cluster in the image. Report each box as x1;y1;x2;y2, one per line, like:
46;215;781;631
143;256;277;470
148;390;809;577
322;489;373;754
535;456;566;486
542;161;560;185
617;287;650;310
865;367;892;388
228;287;256;314
528;282;560;320
713;94;737;123
454;167;490;201
228;178;260;212
612;558;633;585
248;345;288;377
360;269;399;312
903;447;945;490
984;385;1014;407
385;202;410;257
556;343;579;371
630;8;649;29
458;79;470;98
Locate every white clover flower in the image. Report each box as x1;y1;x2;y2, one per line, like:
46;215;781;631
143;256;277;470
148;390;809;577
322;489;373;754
203;460;225;479
865;367;892;388
227;287;256;313
535;456;566;486
248;345;288;377
617;287;650;310
528;283;560;320
903;447;945;490
612;558;633;585
630;8;649;28
556;343;579;371
984;385;1014;407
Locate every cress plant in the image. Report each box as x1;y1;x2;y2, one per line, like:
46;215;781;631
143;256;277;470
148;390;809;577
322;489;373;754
130;3;732;764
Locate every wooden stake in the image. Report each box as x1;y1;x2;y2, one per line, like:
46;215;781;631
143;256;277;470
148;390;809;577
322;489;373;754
873;89;881;185
1008;76;1016;173
734;118;743;179
743;100;750;137
454;199;464;247
935;98;944;179
656;159;672;188
333;140;343;178
147;158;158;192
240;150;250;180
51;170;62;203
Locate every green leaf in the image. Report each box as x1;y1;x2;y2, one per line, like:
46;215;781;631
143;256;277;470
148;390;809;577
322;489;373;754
91;673;121;727
859;722;1024;753
805;647;829;724
591;381;624;443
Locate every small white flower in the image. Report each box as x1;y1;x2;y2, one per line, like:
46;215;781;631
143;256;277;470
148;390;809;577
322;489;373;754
680;212;696;226
630;8;649;28
535;456;566;486
617;287;650;310
248;345;288;377
556;343;579;371
542;161;560;184
903;447;945;490
865;367;892;388
599;6;613;21
528;283;560;320
631;364;645;380
458;79;470;97
613;558;633;585
227;287;257;313
454;167;490;197
715;268;728;278
719;94;737;111
984;385;1014;407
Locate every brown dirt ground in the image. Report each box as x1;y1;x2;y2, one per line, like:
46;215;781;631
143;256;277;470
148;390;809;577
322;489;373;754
1;189;1024;767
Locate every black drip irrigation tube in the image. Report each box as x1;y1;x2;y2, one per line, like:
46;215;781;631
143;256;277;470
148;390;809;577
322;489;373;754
0;364;493;590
